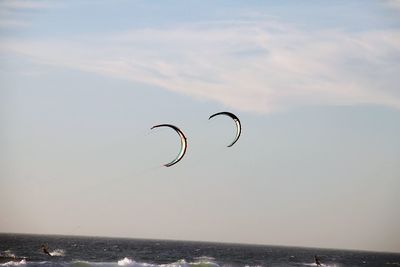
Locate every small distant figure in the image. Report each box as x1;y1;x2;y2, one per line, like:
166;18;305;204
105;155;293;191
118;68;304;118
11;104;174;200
314;255;322;266
41;244;51;256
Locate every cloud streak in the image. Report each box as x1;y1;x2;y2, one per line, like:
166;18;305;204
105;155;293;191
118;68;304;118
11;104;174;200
0;0;54;10
0;0;58;29
1;19;400;113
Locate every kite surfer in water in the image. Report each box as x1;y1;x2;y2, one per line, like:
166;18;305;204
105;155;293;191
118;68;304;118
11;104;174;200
41;244;51;256
314;255;322;266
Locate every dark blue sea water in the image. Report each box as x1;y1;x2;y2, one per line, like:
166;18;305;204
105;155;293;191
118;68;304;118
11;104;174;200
0;234;399;267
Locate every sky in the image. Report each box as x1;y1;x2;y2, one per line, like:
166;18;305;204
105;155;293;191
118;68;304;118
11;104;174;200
0;0;400;253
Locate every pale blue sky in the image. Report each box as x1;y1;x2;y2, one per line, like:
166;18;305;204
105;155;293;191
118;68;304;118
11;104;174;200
1;0;400;253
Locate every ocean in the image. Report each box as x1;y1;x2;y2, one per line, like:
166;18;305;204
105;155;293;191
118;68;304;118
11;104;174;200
0;234;399;267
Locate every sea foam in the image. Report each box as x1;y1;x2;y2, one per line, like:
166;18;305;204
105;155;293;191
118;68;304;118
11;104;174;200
0;259;26;266
118;257;135;266
49;249;65;257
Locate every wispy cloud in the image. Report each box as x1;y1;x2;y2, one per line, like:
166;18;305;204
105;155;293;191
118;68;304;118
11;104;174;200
0;0;57;29
1;19;400;113
0;0;54;10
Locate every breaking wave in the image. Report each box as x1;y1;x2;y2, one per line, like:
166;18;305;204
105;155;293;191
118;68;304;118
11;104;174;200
49;249;65;257
0;259;26;266
4;257;221;267
118;258;134;266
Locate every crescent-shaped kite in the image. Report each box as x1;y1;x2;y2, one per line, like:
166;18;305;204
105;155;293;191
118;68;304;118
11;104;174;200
151;124;187;167
209;112;241;147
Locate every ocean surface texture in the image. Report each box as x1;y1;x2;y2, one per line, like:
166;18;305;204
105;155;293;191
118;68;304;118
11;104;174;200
0;234;399;267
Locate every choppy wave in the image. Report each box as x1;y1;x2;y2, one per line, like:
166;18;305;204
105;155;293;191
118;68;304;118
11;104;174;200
49;249;65;257
0;250;27;267
161;259;219;267
117;258;134;266
1;257;221;267
0;259;26;266
300;263;337;267
0;251;16;259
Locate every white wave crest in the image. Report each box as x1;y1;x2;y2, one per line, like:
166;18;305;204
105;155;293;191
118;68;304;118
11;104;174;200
49;249;65;257
0;259;26;266
161;259;219;267
118;257;135;266
7;258;220;267
1;250;16;259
